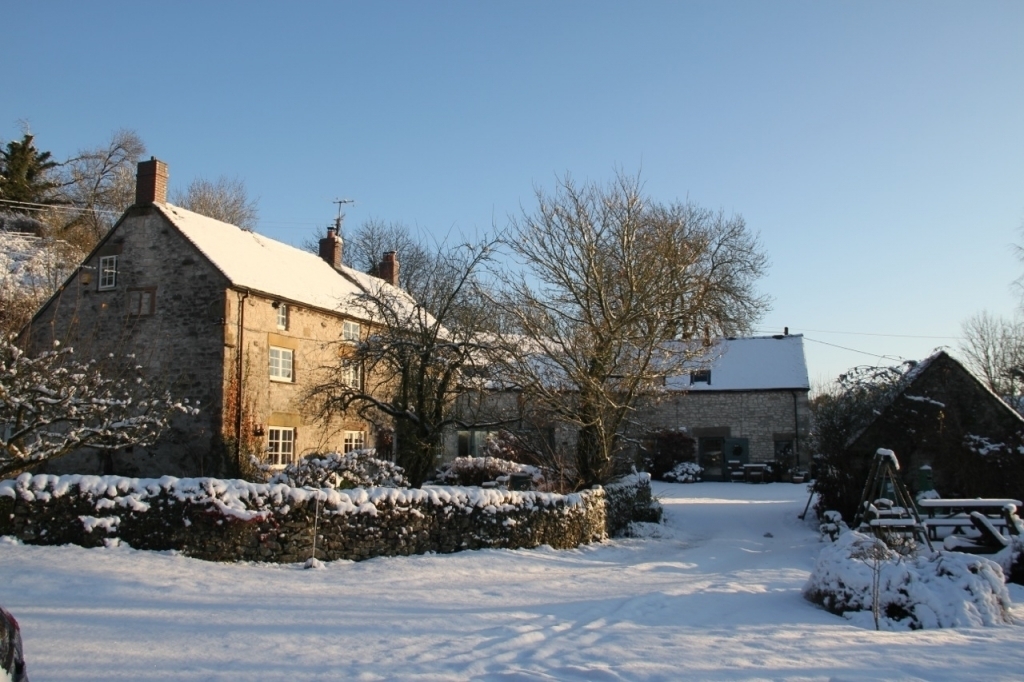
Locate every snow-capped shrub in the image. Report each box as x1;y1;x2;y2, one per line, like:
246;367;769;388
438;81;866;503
435;456;542;487
804;530;1013;629
819;510;848;542
661;461;702;483
269;449;409;489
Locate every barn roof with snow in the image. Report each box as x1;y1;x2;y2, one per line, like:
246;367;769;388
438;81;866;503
665;334;810;392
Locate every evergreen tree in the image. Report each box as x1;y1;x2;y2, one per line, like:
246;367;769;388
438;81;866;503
0;134;60;209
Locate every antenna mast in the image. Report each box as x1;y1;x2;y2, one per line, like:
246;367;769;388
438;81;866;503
332;198;355;234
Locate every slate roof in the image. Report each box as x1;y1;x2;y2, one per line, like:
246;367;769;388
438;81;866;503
665;334;810;392
157;203;402;318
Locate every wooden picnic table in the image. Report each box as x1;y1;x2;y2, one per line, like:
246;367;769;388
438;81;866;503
917;498;1022;541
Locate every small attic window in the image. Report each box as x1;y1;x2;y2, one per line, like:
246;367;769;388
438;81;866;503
98;255;118;290
690;369;711;385
276;303;288;330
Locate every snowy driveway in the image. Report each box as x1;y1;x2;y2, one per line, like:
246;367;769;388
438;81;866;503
2;481;1023;681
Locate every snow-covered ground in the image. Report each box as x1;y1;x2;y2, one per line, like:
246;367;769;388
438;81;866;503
3;481;1023;681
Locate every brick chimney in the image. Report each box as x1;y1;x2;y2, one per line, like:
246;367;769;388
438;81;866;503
135;158;169;205
319;227;343;269
378;251;399;287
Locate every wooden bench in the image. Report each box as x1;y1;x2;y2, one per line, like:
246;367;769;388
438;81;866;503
919;498;1023;549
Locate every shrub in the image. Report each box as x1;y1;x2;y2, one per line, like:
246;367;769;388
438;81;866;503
269;449;409;489
804;530;1012;629
435;456;542;487
661;461;702;483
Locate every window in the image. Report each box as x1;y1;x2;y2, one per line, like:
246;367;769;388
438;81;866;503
127;288;155;316
276;304;288;330
267;427;295;466
341;361;361;388
98;255;118;290
343;431;366;453
269;347;294;381
690;369;711;385
458;429;495;458
343;320;361;342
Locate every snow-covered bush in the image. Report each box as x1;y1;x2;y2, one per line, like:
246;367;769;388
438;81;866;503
819;510;848;542
434;456;542;487
661;461;702;483
804;530;1013;629
269;449;409;489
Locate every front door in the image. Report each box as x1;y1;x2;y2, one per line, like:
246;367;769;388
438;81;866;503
699;437;724;481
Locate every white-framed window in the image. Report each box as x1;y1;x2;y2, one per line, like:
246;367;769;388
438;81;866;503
267;427;295;466
127;288;155;316
341;361;361;388
269;347;294;382
343;431;366;453
98;255;118;290
276;303;288;330
343;320;360;342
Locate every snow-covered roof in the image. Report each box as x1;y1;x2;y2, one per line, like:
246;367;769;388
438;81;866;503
158;203;396;318
665;334;810;392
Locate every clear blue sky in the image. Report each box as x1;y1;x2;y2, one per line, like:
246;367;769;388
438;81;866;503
5;1;1023;386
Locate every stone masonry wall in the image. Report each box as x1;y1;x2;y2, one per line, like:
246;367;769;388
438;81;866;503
23;205;231;478
0;473;657;563
637;390;811;464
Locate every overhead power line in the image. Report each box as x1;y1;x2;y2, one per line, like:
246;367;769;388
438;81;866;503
754;327;962;341
0;198;122;216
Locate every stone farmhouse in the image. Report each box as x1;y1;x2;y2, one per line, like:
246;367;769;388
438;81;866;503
640;333;811;479
448;334;812;481
23;159;397;478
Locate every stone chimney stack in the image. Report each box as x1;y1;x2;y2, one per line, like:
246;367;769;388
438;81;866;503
319;227;343;269
136;158;169;205
379;251;399;287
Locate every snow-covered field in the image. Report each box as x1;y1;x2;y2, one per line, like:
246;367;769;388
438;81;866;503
3;481;1023;681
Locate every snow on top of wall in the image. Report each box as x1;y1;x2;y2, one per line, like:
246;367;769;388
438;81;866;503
665;334;810;392
157;203;401;318
0;472;589;521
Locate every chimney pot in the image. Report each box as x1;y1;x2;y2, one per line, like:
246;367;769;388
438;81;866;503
378;251;400;287
136;158;169;205
319;228;343;270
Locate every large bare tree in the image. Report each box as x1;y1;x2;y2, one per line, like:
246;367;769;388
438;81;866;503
493;172;769;488
305;238;502;486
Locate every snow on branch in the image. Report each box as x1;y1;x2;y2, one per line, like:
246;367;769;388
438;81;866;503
0;338;197;478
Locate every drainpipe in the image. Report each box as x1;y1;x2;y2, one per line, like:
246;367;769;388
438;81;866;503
235;288;250;473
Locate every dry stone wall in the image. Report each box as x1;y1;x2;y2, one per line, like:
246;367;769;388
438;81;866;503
0;473;657;563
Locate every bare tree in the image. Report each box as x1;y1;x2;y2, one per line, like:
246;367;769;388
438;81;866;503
959;311;1024;397
57;129;146;249
304;238;502;486
0;338;196;478
492;172;769;488
171;176;259;231
342;218;433;290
